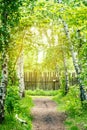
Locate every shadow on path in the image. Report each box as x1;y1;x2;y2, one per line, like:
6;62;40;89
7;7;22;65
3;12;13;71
31;97;66;130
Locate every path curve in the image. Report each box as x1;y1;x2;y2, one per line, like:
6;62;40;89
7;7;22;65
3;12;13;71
31;97;66;130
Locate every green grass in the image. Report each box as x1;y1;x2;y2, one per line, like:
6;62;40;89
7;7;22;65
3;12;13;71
26;89;59;96
64;112;87;130
53;87;87;130
1;87;87;130
0;95;33;130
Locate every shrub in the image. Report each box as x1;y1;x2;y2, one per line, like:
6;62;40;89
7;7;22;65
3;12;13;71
70;125;79;130
54;86;82;116
82;100;87;109
5;86;20;114
63;86;81;116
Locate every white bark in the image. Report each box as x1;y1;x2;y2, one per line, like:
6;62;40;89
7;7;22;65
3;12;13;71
0;50;8;122
62;21;86;100
62;20;81;75
16;50;25;98
62;50;69;94
58;0;62;3
58;0;86;101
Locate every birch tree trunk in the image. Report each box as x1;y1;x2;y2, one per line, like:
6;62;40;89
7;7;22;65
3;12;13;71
58;0;86;101
17;50;25;98
62;50;69;94
0;3;9;122
0;49;8;123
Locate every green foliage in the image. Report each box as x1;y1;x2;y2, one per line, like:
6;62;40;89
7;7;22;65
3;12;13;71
18;95;33;130
54;86;87;130
5;86;20;114
0;0;22;50
63;86;81;116
82;100;87;110
19;95;33;118
0;0;22;26
26;89;59;96
55;86;79;112
0;91;33;130
8;60;19;86
70;126;79;130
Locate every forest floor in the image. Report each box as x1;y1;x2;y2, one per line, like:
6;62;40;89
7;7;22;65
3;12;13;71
31;96;66;130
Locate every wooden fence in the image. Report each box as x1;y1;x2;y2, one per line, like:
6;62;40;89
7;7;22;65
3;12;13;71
24;71;78;90
24;71;60;90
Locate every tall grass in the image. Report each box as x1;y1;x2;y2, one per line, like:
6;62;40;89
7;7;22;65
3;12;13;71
26;89;59;96
0;86;33;130
53;86;87;130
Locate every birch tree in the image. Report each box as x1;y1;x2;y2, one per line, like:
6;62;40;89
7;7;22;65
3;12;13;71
61;48;69;94
57;0;86;101
17;50;25;97
0;0;22;122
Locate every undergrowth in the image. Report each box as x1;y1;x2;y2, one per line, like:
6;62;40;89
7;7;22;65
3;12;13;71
53;86;87;130
0;86;33;130
26;89;59;96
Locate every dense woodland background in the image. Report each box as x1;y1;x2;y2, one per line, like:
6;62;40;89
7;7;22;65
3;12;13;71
0;0;87;130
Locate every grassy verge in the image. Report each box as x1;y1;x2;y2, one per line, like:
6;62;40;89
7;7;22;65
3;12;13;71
53;86;87;130
0;95;33;130
26;89;59;96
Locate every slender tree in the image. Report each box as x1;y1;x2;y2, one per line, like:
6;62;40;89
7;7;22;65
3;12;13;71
58;0;86;101
17;50;25;97
61;48;69;94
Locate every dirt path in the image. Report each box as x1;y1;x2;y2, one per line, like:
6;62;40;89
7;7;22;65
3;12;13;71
31;97;66;130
